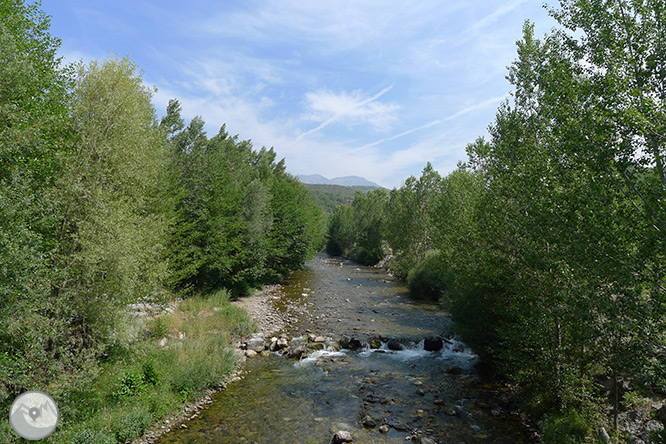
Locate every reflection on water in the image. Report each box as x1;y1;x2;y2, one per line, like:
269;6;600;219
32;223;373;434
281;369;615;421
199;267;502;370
157;255;530;444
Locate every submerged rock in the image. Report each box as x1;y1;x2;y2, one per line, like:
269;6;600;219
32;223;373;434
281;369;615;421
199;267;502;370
447;366;465;375
361;415;376;428
444;406;460;416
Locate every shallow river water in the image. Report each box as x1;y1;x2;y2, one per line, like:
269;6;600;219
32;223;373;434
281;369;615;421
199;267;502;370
157;255;531;444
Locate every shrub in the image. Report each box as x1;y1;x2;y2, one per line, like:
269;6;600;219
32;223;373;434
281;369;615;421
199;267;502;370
407;250;450;300
149;317;169;339
142;361;159;386
351;245;383;266
540;409;593;444
113;406;152;443
112;368;146;399
70;429;116;444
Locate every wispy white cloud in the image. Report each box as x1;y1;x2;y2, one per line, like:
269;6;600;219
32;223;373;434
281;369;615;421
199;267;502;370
468;0;532;35
51;0;557;188
298;86;398;139
357;94;506;150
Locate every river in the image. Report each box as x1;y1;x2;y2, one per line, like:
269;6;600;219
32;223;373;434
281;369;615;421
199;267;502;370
157;254;531;443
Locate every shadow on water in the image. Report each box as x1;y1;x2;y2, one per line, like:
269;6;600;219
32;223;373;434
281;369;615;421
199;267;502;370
157;255;531;444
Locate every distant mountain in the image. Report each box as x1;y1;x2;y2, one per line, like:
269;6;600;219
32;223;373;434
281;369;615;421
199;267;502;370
297;174;331;185
298;174;381;188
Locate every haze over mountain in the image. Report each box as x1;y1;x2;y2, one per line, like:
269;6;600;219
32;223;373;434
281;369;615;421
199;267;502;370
298;174;381;188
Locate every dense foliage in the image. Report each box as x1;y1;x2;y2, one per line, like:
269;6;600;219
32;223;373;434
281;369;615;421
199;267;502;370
326;189;388;265
163;104;321;296
304;183;380;213
0;0;321;431
326;1;666;440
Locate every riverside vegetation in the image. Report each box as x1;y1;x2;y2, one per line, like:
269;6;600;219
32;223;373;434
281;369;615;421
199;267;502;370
326;2;666;443
0;1;321;442
4;0;666;443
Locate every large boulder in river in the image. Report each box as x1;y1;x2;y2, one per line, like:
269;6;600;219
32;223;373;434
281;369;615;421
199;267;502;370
287;345;306;359
424;336;444;352
330;430;353;444
340;335;366;350
348;337;366;350
387;338;404;351
245;333;266;352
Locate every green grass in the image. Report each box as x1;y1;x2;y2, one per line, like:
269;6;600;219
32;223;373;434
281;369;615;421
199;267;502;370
0;289;256;443
540;408;600;444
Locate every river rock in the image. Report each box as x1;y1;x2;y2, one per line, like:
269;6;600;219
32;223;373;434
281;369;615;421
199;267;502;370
246;337;265;353
287;345;306;359
656;405;666;424
424;336;444;352
412;437;437;444
244;350;257;358
330;430;353;443
447;366;465;375
340;335;352;348
369;337;382;349
387;338;404;351
361;415;376;428
276;337;289;350
389;420;408;431
444;406;460;416
348;337;366;350
599;426;610;443
378;424;389;433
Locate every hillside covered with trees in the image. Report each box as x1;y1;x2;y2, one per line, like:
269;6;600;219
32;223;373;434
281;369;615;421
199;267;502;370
0;1;321;440
326;1;666;442
304;183;381;213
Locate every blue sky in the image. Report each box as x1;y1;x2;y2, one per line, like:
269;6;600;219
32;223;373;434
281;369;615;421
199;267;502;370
42;1;558;188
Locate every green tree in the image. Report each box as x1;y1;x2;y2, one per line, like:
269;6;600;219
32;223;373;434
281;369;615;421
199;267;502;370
165;114;321;296
385;163;442;278
0;0;73;403
57;56;172;346
325;189;388;265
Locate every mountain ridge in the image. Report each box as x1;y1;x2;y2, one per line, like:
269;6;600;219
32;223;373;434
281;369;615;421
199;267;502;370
298;174;381;188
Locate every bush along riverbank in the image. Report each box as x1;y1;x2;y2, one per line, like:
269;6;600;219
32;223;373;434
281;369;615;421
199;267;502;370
0;290;256;444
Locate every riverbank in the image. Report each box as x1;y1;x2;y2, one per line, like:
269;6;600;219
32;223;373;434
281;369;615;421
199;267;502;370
129;284;291;444
2;290;256;444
